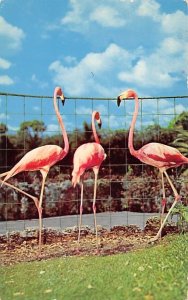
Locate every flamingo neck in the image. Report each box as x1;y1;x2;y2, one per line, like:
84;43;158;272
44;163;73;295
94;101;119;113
128;95;139;156
53;91;69;154
92;112;100;144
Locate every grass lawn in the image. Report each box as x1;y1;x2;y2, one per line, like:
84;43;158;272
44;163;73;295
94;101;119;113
0;234;187;300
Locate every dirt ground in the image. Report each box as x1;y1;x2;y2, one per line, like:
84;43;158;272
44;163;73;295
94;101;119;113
0;218;178;266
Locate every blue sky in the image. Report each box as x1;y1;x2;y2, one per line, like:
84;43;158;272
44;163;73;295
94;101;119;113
0;0;188;133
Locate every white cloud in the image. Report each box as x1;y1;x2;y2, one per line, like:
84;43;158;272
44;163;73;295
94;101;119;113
167;104;185;115
137;0;161;21
33;106;40;112
61;0;131;31
137;1;188;43
50;1;187;96
7;124;19;132
64;56;77;65
61;0;90;30
76;106;92;115
118;59;178;88
50;34;186;95
90;5;126;27
161;10;187;36
118;34;186;88
49;43;132;96
76;103;108;115
0;57;11;69
103;115;125;129
0;75;14;85
160;38;184;54
46;124;59;132
47;114;75;133
0;112;9;120
0;16;25;50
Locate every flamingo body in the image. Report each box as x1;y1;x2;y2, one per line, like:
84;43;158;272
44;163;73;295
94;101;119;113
3;145;67;181
72;142;106;187
136;142;188;170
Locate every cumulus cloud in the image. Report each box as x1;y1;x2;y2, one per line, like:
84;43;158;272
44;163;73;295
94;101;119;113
118;35;186;88
61;0;131;31
0;75;14;85
0;113;7;120
90;5;126;27
49;43;132;96
137;0;161;21
61;0;91;30
50;0;187;97
46;114;75;133
161;10;187;37
50;36;186;96
46;124;59;132
0;17;24;87
137;1;188;42
76;106;92;115
0;57;11;69
0;16;25;50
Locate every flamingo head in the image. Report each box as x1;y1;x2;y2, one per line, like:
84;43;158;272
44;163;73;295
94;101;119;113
55;86;65;105
117;89;138;106
94;111;102;129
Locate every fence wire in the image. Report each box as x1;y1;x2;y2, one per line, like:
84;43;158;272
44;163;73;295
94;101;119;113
0;91;188;234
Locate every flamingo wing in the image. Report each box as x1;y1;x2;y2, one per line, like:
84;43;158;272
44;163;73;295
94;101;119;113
73;143;105;171
138;143;187;168
72;142;106;186
4;145;64;181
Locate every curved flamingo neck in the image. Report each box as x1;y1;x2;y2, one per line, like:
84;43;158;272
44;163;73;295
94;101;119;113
92;112;100;144
128;95;139;156
53;90;69;154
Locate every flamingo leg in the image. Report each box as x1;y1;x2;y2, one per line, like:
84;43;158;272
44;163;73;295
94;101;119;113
93;167;99;251
160;171;166;237
77;179;84;251
151;171;180;242
0;179;39;206
0;171;9;178
38;168;49;255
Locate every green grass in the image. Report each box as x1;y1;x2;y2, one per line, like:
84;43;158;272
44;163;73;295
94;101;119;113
0;234;187;300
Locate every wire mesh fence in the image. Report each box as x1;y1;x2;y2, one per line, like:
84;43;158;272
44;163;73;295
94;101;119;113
0;91;188;233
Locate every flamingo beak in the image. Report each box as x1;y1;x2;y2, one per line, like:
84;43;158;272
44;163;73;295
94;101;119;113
117;96;121;107
98;119;102;129
60;94;65;106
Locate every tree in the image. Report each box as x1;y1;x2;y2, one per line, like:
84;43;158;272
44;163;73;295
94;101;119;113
0;123;15;170
16;120;46;158
168;111;188;130
19;120;46;138
83;121;93;142
172;130;188;157
169;112;188;157
0;123;8;134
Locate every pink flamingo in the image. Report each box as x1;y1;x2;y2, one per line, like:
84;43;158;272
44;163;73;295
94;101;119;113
72;111;106;250
0;87;69;253
117;89;188;241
